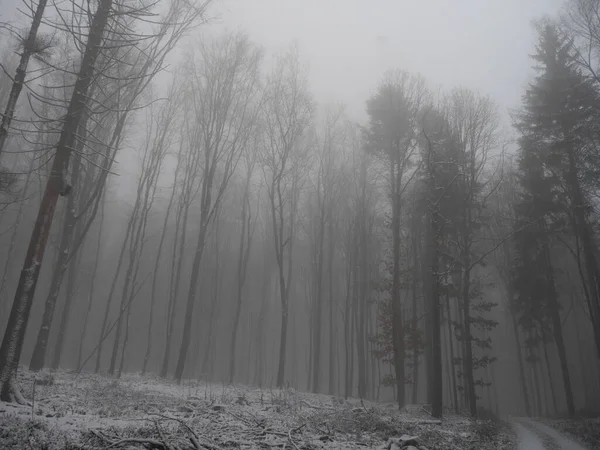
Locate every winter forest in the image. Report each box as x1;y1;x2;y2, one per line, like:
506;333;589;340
0;0;600;449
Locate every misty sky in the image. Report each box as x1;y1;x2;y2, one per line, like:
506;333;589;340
217;0;564;123
0;0;566;122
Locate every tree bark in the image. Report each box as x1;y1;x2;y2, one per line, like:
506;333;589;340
29;143;84;372
228;184;253;383
0;0;49;156
77;195;105;370
142;153;182;375
159;180;191;378
50;246;82;370
174;221;209;381
0;0;113;401
510;308;532;416
390;158;405;408
461;264;477;416
328;217;336;395
543;241;575;416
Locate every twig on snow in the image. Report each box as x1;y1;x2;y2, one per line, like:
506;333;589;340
287;423;305;450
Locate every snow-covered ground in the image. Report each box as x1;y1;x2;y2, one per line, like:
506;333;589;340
513;418;592;450
0;369;516;449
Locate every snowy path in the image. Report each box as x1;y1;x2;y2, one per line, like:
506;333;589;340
513;418;589;450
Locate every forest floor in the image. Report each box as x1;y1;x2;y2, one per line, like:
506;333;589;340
537;417;600;450
0;368;515;449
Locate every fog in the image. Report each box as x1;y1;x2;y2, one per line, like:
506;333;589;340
0;0;599;448
217;0;563;120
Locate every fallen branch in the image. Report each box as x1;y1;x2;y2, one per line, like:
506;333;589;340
287;423;306;450
299;400;335;410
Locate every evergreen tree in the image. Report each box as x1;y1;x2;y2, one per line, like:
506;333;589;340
511;21;600;416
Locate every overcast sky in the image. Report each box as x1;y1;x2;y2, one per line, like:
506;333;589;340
214;0;565;123
0;0;566;123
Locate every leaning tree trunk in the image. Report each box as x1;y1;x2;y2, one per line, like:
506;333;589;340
142;160;181;374
95;199;138;373
0;0;113;402
174;220;209;382
0;155;35;304
159;190;191;378
29;146;83;372
0;0;49;156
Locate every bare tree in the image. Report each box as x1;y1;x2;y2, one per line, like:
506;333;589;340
0;0;115;403
445;88;499;417
0;0;51;157
142;102;185;374
228;141;259;383
159;119;201;378
260;45;313;387
109;85;179;377
308;105;344;393
173;32;262;382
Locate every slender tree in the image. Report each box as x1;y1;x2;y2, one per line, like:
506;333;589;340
174;32;262;382
0;0;114;402
260;45;313;387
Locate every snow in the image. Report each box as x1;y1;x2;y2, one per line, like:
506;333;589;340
0;369;518;449
513;418;591;450
514;422;546;450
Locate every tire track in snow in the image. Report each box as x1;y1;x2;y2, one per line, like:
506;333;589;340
513;418;590;450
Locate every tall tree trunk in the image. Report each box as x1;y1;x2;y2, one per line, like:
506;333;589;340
29;148;83;372
573;302;590;406
446;293;459;413
159;191;190;378
344;257;352;399
254;276;269;386
540;329;558;414
50;246;82;369
117;301;133;377
390;159;405;408
327;218;336;395
428;199;442;418
0;0;49;156
461;264;477;416
77;195;105;370
567;149;600;360
543;241;575;416
174;221;209;382
229;189;253;383
95;206;137;373
510;308;532;416
142;160;181;374
201;232;221;376
0;0;113;402
0;155;35;304
411;220;420;404
311;211;326;393
355;211;368;399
